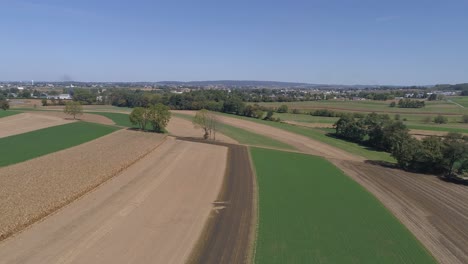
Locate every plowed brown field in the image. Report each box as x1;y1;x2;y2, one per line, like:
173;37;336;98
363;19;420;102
167;116;237;144
0;130;165;241
0;138;227;264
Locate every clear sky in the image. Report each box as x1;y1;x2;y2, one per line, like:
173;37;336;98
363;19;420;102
1;0;467;85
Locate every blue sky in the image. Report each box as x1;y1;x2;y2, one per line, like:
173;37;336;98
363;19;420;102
0;0;467;85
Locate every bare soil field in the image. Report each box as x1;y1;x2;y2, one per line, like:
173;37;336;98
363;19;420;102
185;140;254;264
0;112;75;138
167;116;238;144
0;130;165;241
25;111;115;125
335;160;468;264
0;138;227;264
173;110;362;161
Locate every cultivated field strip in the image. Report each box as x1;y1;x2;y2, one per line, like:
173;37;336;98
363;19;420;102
0;139;227;264
335;160;468;264
0;130;165;241
185;140;255;264
172;110;361;161
0;112;75;138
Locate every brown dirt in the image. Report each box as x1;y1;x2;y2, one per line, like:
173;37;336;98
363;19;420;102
0;138;227;264
0;130;165;241
0;112;75;138
167;116;238;144
334;160;468;264
182;139;255;264
25;111;115;125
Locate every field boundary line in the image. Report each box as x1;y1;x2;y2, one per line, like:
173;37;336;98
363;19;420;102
246;146;259;264
0;132;168;243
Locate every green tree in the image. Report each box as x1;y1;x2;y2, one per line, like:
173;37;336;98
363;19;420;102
277;104;289;113
147;103;171;133
0;100;9;110
442;133;468;177
462;115;468;123
63;101;83;119
434;115;448;124
129;107;148;130
41;99;48;106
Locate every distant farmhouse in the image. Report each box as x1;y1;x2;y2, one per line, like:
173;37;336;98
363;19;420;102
47;94;72;100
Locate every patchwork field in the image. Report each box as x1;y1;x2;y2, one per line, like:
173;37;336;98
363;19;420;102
172;112;295;150
0;130;165;241
0;112;75;138
251;147;435;264
0;138;227;264
0;122;118;167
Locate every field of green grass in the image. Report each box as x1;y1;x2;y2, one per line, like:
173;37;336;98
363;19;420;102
251;147;435;264
257;98;467;115
217;112;394;162
0;122;119;167
89;112;135;127
172;113;295;150
450;96;468;108
0;110;22;118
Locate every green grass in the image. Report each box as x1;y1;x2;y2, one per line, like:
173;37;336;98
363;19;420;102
89;112;135;127
0;122;119;167
257;98;467;115
251;147;436;264
217;112;394;162
172;112;295;150
0;110;22;118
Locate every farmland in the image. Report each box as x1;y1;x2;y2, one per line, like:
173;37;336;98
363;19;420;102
0;110;21;118
0;122;118;167
251;147;435;264
172;112;296;150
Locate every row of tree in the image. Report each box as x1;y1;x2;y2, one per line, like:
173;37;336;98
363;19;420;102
334;113;468;177
390;98;425;108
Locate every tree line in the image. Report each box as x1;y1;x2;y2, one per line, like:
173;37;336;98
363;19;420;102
129;104;171;133
334;113;468;177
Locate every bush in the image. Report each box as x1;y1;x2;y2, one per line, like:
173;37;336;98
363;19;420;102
462;115;468;123
292;109;301;114
0;100;9;110
389;101;396;107
434;115;448;124
277;104;289;113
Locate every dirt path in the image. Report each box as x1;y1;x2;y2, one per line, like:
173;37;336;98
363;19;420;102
167;116;238;144
173;110;362;161
185;140;254;264
0;112;75;138
0;138;228;264
334;160;468;264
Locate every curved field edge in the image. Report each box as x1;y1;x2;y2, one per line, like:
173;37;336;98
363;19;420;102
0;110;22;118
0;122;119;167
172;112;296;151
250;147;436;264
0;131;167;242
216;112;394;163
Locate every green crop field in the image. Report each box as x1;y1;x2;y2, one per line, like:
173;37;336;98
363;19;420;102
0;122;119;167
0;110;22;118
217;112;394;162
251;147;435;264
90;112;135;127
172;112;295;150
256;99;467;115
